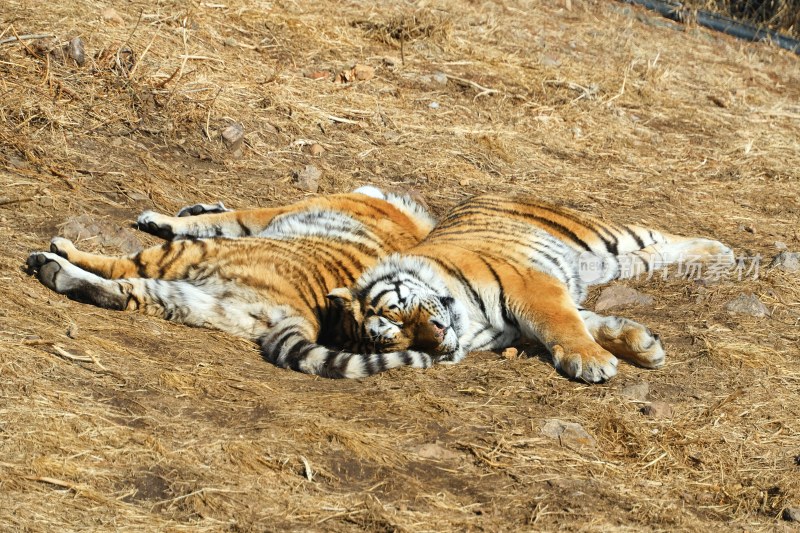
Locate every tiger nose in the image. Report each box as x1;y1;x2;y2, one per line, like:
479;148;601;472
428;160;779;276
430;318;447;339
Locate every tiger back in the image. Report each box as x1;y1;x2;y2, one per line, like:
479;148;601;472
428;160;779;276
26;187;439;378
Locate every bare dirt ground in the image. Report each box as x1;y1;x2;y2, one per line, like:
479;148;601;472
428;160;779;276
1;1;799;531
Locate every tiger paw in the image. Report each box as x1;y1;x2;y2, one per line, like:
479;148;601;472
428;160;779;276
552;343;618;383
592;317;665;369
136;211;176;239
26;252;81;293
49;237;78;260
176;201;229;217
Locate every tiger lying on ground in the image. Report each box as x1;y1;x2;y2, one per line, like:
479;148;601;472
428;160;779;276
324;195;734;383
25;187;438;378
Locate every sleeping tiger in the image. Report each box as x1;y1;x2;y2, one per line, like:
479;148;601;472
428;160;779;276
25;187;438;378
325;195;734;382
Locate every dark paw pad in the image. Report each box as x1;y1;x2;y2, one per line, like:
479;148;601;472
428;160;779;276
177;202;227;217
138;220;175;239
26;253;62;291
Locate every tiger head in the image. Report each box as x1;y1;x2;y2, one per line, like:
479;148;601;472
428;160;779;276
328;255;468;362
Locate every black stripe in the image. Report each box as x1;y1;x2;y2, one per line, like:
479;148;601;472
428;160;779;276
477;257;519;328
439;205;594;252
238;219;252;236
623;225;646;249
424;255;487;316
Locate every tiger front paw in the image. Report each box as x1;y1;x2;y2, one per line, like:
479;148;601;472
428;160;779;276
552;343;618;383
176;201;229;217
49;237;78;260
136;211;176;239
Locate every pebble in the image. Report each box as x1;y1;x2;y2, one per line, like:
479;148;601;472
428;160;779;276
541;419;596;450
415;442;461;461
221;123;244;145
724;293;770;317
769;251;799;272
501;347;518;360
67;37;85;66
102;7;124;25
61;215;141;254
428;102;440;109
621;382;649;401
595;286;654;312
306;143;325;156
293;165;321;193
641;401;673;419
783;507;800;522
431;72;448;85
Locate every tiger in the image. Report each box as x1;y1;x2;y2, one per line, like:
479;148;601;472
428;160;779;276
25;187;439;378
324;194;734;383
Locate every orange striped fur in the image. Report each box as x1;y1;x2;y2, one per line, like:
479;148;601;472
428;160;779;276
329;195;734;382
26;188;438;378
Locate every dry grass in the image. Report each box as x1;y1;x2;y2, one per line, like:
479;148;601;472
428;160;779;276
1;0;799;531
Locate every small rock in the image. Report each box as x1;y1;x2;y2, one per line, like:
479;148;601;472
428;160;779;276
783;507;800;522
306;143;325;157
415;442;460;461
8;155;29;169
66;37;85;66
595;286;654;312
221;124;244;156
431;72;448;85
221;123;244;145
67;324;80;339
102;7;125;25
352;64;375;81
459;178;470;186
336;64;374;83
61;215;141;254
382;57;399;69
708;95;729;108
428;102;440;109
738;223;755;234
774;241;788;250
541;54;561;67
541;419;596;450
305;70;330;80
769;251;800;272
641;401;673;419
223;37;237;47
621;382;649;401
293;165;321;193
724;293;770;317
501;347;518;360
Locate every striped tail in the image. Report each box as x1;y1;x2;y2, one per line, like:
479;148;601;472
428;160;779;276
259;320;432;379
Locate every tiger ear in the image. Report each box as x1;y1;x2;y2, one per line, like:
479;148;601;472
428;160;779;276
327;287;353;306
327;288;362;319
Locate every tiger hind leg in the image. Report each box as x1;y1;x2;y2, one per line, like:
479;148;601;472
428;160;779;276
49;237;204;280
578;309;665;368
616;236;734;280
26;251;272;336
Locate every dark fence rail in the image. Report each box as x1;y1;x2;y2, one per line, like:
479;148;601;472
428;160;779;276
624;0;800;54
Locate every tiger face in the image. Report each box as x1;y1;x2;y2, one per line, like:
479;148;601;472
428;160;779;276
328;276;467;362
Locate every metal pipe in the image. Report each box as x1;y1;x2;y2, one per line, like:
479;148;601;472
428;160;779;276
623;0;800;55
